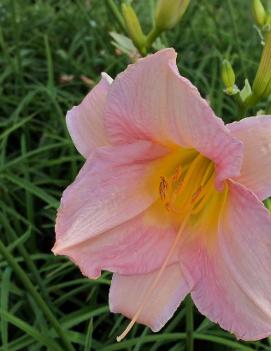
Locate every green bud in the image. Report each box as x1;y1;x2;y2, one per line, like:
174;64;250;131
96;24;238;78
263;76;271;97
221;60;236;94
252;0;267;27
253;31;271;97
266;13;271;25
265;198;271;212
121;4;146;50
155;0;190;31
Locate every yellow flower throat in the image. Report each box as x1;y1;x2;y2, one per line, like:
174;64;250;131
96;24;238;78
158;151;215;216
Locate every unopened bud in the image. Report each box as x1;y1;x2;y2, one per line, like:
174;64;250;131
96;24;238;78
221;60;236;94
263;76;271;97
155;0;190;31
265;198;271;212
265;13;271;27
121;4;145;49
252;0;267;27
253;31;271;97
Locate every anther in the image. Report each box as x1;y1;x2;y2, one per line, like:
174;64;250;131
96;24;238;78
191;186;202;204
172;165;182;183
172;165;184;194
159;176;168;201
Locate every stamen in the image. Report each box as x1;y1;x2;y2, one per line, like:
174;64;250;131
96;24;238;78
191;186;202;204
164;154;203;212
179;153;203;191
191;174;215;215
176;180;184;192
172;165;182;185
159;176;168;202
200;162;214;187
116;210;191;342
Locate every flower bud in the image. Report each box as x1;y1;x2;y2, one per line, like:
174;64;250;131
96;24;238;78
263;75;271;97
265;13;271;28
155;0;190;31
265;198;271;212
252;0;267;27
221;60;236;94
252;31;271;97
121;4;146;50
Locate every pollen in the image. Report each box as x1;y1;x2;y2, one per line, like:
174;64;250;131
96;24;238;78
159;176;168;202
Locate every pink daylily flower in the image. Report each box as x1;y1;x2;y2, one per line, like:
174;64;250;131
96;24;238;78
53;49;271;341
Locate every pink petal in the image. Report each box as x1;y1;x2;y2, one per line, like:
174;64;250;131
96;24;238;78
180;180;271;340
228;115;271;200
53;141;168;256
54;206;179;279
109;263;190;331
66;73;113;158
104;49;243;186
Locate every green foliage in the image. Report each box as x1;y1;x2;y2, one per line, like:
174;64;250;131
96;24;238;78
0;0;270;350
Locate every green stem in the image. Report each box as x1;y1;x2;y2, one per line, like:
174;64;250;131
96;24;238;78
236;102;248;120
0;238;75;351
243;93;260;109
145;26;162;50
137;44;147;57
231;88;248;120
186;295;194;351
105;0;126;33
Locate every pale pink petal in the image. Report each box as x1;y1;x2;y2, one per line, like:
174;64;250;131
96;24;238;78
105;49;243;186
109;263;190;331
66;73;113;158
53;141;168;255
228;115;271;200
180;180;271;341
54;206;179;279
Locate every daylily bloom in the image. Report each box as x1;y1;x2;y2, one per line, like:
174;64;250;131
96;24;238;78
53;49;271;341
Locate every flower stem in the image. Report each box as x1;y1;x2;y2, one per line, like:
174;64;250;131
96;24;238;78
233;93;247;120
105;0;126;33
237;103;248;121
186;295;194;351
145;26;162;51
